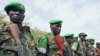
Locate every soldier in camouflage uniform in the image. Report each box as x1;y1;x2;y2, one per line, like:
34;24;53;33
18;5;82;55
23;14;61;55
76;32;87;56
63;33;75;56
85;38;96;56
72;36;79;56
49;19;64;56
89;38;96;56
0;2;36;56
85;38;92;56
72;36;78;51
37;19;63;56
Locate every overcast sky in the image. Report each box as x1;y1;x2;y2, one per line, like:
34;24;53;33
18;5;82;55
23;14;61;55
0;0;100;43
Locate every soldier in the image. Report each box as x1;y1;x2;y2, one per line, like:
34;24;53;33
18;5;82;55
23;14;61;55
85;38;92;56
89;38;96;56
73;36;78;42
85;38;96;56
63;33;75;56
50;19;64;56
72;36;78;56
37;19;63;56
76;32;87;56
0;2;36;56
96;42;100;56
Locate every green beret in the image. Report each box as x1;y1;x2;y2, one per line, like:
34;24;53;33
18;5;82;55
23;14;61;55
90;38;95;41
85;39;91;42
64;33;74;38
85;38;94;42
49;19;63;24
4;2;25;14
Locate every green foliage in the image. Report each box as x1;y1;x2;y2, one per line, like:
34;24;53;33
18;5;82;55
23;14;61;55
31;27;46;44
0;13;6;22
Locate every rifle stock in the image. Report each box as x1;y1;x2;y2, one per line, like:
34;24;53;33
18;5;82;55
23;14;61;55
16;43;27;56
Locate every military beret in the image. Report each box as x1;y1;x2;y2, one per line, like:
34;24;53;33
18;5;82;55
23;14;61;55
90;38;95;41
85;38;94;42
4;2;25;14
85;38;91;42
64;33;74;38
49;19;63;24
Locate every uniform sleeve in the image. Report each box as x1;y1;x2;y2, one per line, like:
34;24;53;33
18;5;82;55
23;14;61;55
37;35;48;54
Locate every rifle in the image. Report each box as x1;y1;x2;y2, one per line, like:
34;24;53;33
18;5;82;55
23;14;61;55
9;24;27;56
16;42;27;56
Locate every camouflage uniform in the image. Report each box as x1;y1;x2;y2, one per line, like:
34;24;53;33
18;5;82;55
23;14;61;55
37;19;63;56
0;26;36;56
48;34;59;56
64;44;75;56
37;33;59;56
21;26;36;56
85;38;96;56
76;32;87;56
63;33;75;56
89;46;96;56
0;23;14;56
76;41;87;56
72;36;79;56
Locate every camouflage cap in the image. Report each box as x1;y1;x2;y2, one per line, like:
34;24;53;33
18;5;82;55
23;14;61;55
49;19;63;25
79;32;87;36
4;2;25;14
96;42;100;45
64;33;74;38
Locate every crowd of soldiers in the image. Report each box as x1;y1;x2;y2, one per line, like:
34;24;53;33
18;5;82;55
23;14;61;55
0;2;100;56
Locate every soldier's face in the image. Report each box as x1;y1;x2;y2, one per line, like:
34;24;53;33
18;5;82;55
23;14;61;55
96;44;100;48
65;38;73;43
79;35;86;41
91;41;94;45
50;24;61;36
85;41;90;46
8;9;25;24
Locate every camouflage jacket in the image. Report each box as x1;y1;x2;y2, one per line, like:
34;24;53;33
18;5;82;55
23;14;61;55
76;41;87;56
0;25;36;56
37;33;59;56
86;46;96;56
